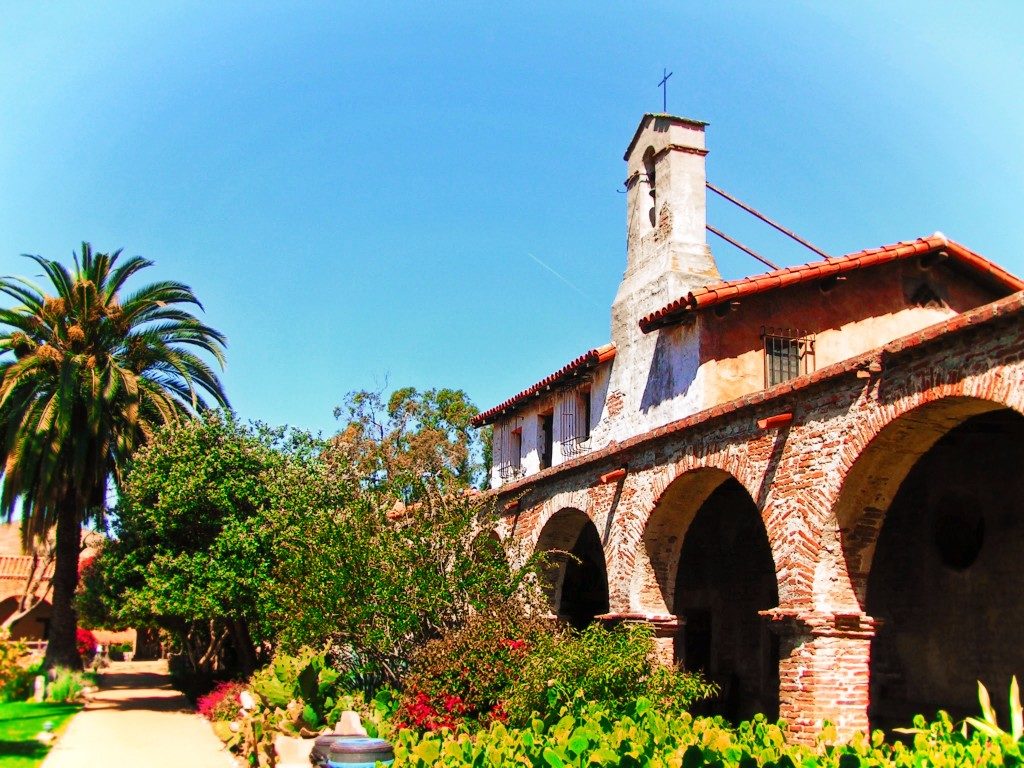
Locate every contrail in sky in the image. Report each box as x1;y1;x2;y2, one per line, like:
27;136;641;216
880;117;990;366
526;252;602;307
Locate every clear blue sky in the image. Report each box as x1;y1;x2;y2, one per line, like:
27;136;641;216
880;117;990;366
2;2;1022;436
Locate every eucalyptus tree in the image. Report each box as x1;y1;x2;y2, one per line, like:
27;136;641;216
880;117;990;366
0;243;228;668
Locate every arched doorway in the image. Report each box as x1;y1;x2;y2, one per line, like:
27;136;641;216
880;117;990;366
673;476;779;722
534;508;609;629
858;406;1024;729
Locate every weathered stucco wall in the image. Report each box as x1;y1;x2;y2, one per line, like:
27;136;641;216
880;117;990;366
489;362;613;488
697;259;1004;407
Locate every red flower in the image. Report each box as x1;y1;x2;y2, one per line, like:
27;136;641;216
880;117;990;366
499;638;528;654
76;628;97;661
196;681;245;721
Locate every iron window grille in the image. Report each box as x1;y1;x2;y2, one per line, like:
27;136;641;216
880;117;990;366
560;388;593;458
762;327;815;387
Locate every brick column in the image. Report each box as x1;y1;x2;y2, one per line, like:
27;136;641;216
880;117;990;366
763;609;877;744
596;612;683;665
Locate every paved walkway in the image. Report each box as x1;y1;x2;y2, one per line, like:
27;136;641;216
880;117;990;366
42;660;236;768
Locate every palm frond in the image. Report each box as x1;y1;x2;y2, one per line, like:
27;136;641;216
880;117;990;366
23;254;74;301
104;254;154;300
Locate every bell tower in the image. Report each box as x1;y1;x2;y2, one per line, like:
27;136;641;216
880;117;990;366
593;114;721;446
615;113;720;321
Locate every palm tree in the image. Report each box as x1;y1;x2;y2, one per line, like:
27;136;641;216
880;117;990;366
0;243;228;668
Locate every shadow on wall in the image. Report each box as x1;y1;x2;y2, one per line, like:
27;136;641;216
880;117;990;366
641;325;698;414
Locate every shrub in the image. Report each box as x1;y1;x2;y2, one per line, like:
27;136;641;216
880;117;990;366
501;622;717;724
46;667;93;702
0;629;28;698
1;660;43;702
399;605;550;730
399;615;715;732
76;627;97;663
197;680;247;721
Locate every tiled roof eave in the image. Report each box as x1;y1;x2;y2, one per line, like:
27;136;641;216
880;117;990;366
472;344;616;427
639;235;1024;333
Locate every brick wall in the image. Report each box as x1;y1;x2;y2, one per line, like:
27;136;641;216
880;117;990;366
494;292;1024;742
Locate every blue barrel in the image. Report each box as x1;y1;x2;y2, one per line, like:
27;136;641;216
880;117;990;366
325;736;395;767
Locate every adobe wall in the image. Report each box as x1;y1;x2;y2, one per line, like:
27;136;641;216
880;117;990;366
493;292;1024;743
698;259;1003;408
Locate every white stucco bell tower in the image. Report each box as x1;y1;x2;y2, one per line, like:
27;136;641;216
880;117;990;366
592;114;721;446
616;113;719;319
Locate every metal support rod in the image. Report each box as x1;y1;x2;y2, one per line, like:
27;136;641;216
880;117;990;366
707;225;780;270
706;182;831;260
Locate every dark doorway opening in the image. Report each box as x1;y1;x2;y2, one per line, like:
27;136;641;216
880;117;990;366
867;408;1024;731
560;521;609;630
673;477;779;722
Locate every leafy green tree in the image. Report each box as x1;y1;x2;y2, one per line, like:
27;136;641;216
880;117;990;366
331;387;486;498
80;413;339;678
0;244;227;668
272;387;525;689
84;385;523;692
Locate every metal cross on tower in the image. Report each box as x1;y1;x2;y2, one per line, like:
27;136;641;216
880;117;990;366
658;68;673;112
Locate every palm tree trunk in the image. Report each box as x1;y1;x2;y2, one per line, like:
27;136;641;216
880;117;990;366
43;504;83;670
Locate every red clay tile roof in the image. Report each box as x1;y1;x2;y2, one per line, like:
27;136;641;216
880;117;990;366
472;344;616;427
639;234;1024;333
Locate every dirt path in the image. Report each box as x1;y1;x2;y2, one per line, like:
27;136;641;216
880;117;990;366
42;660;236;768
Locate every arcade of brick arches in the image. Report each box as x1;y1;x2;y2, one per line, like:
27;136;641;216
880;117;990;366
493;293;1024;742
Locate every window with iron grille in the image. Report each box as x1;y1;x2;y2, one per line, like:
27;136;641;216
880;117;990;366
497;424;524;481
560;387;593;458
762;327;815;387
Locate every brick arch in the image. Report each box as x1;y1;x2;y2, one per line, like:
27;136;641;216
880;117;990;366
624;443;772;615
0;594;51;635
532;506;610;623
630;467;735;614
0;591;24;605
822;391;1024;610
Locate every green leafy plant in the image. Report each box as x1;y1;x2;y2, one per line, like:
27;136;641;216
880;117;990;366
46;667;93;703
388;698;1024;768
965;677;1024;742
0;629;28;699
1;659;42;703
501;622;717;725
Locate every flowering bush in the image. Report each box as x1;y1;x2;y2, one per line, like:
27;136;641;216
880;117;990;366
197;680;247;721
398;605;547;731
396;690;467;732
0;629;28;700
76;627;97;663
